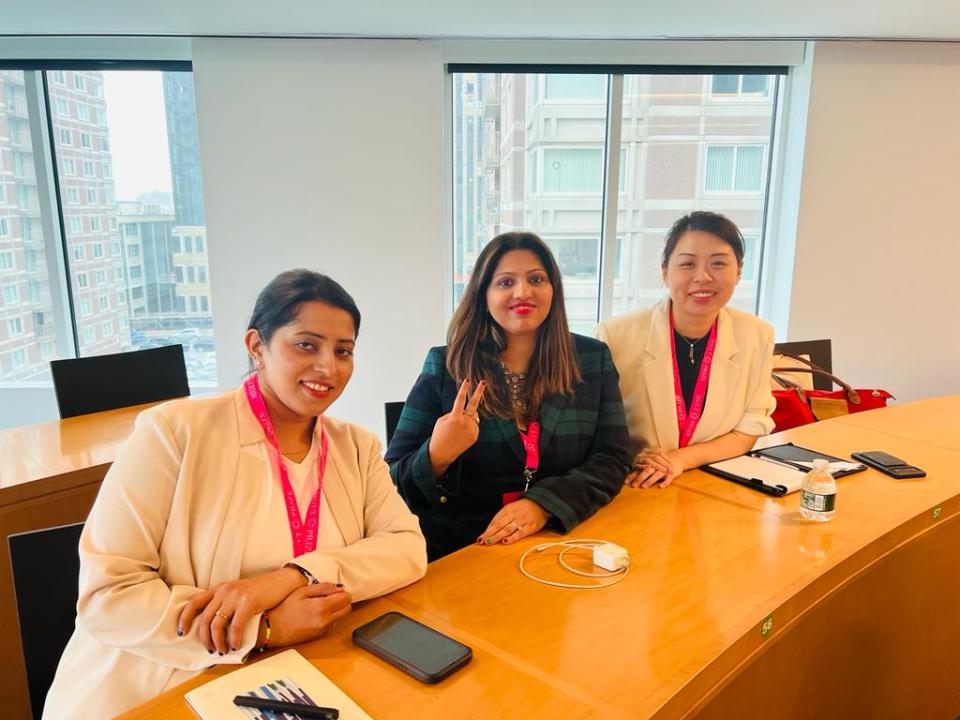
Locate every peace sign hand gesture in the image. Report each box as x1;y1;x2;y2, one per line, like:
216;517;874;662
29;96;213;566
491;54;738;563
428;379;486;477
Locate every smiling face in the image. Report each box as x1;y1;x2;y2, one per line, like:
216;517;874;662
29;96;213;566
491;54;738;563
662;229;742;329
485;249;554;339
244;300;356;423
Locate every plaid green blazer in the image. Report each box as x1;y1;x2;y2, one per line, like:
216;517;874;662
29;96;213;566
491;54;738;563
385;334;632;560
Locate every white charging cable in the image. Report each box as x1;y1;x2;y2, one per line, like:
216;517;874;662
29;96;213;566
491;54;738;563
518;539;630;589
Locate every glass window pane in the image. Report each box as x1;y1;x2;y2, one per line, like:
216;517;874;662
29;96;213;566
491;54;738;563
452;72;609;334
0;70;66;382
615;74;777;317
740;75;769;96
710;74;739;95
705;146;734;192
544;74;606;101
47;69;215;385
734;145;764;192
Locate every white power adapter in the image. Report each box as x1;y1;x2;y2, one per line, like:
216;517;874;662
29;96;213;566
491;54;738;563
592;542;630;572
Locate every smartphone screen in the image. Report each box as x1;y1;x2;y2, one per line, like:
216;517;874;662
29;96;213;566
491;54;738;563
353;612;471;682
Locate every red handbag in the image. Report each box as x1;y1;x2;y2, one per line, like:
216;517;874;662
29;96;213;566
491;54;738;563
772;354;893;432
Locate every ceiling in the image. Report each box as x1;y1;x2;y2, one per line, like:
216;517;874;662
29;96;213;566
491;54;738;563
3;0;960;40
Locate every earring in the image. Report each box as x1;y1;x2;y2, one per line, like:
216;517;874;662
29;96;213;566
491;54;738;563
255;358;263;368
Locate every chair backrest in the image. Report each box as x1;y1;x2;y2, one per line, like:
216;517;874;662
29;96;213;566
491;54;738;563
774;339;833;391
9;522;84;720
384;401;405;446
51;344;190;418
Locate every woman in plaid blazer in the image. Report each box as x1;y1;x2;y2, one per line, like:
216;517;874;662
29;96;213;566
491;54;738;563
385;232;632;561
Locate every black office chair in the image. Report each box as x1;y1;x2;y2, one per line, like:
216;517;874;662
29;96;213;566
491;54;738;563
384;401;405;446
9;522;85;720
773;339;833;391
50;344;190;418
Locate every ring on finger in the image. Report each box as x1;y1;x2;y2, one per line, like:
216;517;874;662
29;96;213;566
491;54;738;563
215;609;230;621
509;520;523;534
465;411;479;424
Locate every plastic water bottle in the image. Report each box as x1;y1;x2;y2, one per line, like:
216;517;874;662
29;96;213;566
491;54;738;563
800;459;836;522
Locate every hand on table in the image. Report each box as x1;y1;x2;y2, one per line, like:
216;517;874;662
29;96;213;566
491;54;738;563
177;566;305;654
263;582;352;648
428;379;486;475
626;448;684;489
477;498;549;546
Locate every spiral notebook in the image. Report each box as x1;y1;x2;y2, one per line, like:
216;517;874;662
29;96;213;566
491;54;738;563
185;650;372;720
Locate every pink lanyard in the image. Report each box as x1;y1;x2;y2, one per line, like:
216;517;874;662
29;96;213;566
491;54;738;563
243;375;328;557
518;420;541;492
669;314;718;448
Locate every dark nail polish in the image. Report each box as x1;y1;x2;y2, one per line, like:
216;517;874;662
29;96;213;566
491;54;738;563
218;652;224;656
207;649;214;654
476;537;483;544
230;646;237;652
335;583;344;588
176;628;183;637
484;538;493;546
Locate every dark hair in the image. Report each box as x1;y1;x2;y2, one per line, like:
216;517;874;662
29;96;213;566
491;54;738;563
247;269;361;345
661;211;745;267
446;231;581;420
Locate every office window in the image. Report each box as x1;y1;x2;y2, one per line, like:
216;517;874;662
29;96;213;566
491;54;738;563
201;296;209;312
11;349;27;369
100;136;110;152
52;70;66;85
101;320;112;335
452;70;781;327
73;73;86;91
55;97;69;116
86;189;97;204
198;266;207;283
102;164;111;179
187;266;195;282
62;158;75;175
73;245;85;261
90;217;102;232
710;74;770;98
128;244;140;257
7;318;24;336
76;273;88;289
704;145;765;193
66;187;80;204
70;216;83;233
77;103;90;122
129;265;142;279
98;295;109;310
40;341;55;359
113;268;123;281
195;237;204;253
96;108;107;126
59;128;72;145
185;236;193;253
79;299;92;316
0;184;6;203
80;133;92;149
190;296;198;312
95;269;107;284
3;285;18;304
82;326;96;344
0;251;13;270
82;160;95;177
0;217;10;236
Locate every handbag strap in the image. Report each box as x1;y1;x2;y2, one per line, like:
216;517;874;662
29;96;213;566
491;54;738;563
772;366;861;405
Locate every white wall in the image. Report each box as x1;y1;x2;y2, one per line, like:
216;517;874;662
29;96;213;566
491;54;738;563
192;39;446;437
789;41;960;401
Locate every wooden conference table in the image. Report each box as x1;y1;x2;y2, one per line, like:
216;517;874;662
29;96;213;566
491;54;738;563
3;397;960;718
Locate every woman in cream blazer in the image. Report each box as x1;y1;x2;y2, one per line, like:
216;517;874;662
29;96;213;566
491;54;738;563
44;271;427;720
595;212;775;488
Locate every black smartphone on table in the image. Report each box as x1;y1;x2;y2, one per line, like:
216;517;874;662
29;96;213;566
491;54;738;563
352;611;472;684
851;451;927;479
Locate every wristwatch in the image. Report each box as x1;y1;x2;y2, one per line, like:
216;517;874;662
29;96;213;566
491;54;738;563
284;562;318;585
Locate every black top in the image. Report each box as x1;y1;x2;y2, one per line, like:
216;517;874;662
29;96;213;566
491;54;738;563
673;328;710;411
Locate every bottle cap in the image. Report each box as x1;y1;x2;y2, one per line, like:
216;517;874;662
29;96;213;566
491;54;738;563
812;458;830;472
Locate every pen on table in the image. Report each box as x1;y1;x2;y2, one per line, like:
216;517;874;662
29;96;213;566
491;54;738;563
233;694;340;719
753;454;807;471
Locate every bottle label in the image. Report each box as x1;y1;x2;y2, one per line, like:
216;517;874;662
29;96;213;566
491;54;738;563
801;490;836;513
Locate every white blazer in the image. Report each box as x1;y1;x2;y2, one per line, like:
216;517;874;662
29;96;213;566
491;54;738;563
44;389;427;720
595;301;776;451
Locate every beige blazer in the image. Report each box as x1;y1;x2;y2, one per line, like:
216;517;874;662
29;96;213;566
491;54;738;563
595;301;776;451
44;389;427;720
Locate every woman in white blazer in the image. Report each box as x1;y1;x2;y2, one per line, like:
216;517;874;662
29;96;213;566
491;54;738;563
44;270;427;720
595;212;775;488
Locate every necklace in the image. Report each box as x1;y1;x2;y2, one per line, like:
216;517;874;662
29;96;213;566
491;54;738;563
500;363;530;418
675;329;710;365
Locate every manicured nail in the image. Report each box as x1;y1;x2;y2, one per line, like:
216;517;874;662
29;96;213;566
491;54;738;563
207;649;214;654
476;537;483;544
176;628;183;637
484;538;493;546
335;583;344;588
230;646;237;652
501;539;509;544
218;652;224;656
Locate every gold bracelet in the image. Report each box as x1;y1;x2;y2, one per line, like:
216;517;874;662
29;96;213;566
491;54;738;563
257;612;271;652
